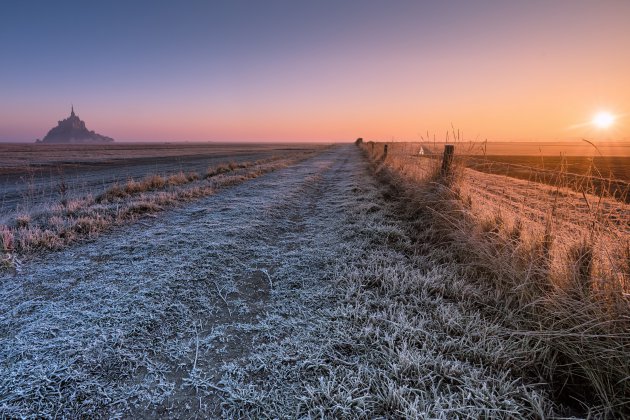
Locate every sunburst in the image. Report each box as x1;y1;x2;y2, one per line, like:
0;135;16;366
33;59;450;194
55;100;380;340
592;111;615;129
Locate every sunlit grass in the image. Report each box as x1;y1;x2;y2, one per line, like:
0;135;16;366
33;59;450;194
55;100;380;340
360;140;630;416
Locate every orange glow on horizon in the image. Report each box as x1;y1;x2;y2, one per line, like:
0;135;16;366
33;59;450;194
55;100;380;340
1;2;629;143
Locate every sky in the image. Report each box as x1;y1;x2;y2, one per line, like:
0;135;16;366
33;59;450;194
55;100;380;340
1;0;629;142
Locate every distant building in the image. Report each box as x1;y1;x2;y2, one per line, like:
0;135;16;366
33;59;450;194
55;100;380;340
38;106;114;143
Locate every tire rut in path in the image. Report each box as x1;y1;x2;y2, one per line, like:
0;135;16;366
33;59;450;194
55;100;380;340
0;145;361;418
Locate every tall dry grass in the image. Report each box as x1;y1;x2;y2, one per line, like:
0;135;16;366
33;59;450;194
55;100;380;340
361;140;630;416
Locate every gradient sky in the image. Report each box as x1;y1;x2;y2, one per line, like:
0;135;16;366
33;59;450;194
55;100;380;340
1;0;629;142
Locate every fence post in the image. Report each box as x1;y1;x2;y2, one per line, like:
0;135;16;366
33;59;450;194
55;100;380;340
383;144;388;159
441;144;454;176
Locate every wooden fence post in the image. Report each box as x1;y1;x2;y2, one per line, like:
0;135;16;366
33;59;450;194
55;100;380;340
383;144;388;159
441;144;454;176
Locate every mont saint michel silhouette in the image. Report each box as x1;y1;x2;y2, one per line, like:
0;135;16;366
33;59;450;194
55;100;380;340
37;106;114;143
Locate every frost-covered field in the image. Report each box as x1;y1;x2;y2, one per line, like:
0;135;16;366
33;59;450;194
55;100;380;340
0;142;322;216
2;145;561;417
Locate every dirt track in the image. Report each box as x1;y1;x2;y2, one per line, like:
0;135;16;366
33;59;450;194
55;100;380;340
0;145;366;417
1;145;563;418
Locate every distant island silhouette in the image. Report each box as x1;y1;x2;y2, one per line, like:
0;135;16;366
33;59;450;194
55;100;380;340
37;106;114;143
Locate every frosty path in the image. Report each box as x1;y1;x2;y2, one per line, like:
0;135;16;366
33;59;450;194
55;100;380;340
1;145;555;418
0;145;369;417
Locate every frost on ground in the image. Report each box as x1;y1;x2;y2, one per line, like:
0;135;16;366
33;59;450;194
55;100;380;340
1;146;557;418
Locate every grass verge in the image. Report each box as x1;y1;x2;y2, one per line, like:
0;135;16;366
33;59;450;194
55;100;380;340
0;151;322;264
359;142;630;417
213;145;558;418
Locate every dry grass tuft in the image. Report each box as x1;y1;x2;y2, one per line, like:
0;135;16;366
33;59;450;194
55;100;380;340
120;201;163;219
206;163;233;178
15;214;30;228
166;172;188;186
17;226;63;252
564;238;594;298
70;214;111;236
97;183;127;202
1;225;14;252
622;241;630;283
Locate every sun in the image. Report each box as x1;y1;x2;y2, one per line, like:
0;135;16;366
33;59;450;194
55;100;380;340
592;111;615;129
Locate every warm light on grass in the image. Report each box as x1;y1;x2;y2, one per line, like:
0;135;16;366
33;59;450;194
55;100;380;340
592;111;615;128
360;140;630;416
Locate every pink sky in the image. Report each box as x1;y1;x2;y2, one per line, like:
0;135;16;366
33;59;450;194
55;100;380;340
1;1;629;142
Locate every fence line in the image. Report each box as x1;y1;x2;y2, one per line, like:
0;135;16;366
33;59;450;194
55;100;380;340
461;155;630;187
362;141;630;204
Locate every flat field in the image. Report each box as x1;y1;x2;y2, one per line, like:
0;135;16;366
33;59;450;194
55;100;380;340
465;155;630;179
405;141;630;201
465;155;630;202
0;142;322;218
463;140;630;157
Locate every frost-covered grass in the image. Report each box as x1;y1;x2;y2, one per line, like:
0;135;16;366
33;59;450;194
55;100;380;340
3;145;610;417
213;146;559;418
0;151;319;263
0;150;334;417
360;142;630;417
